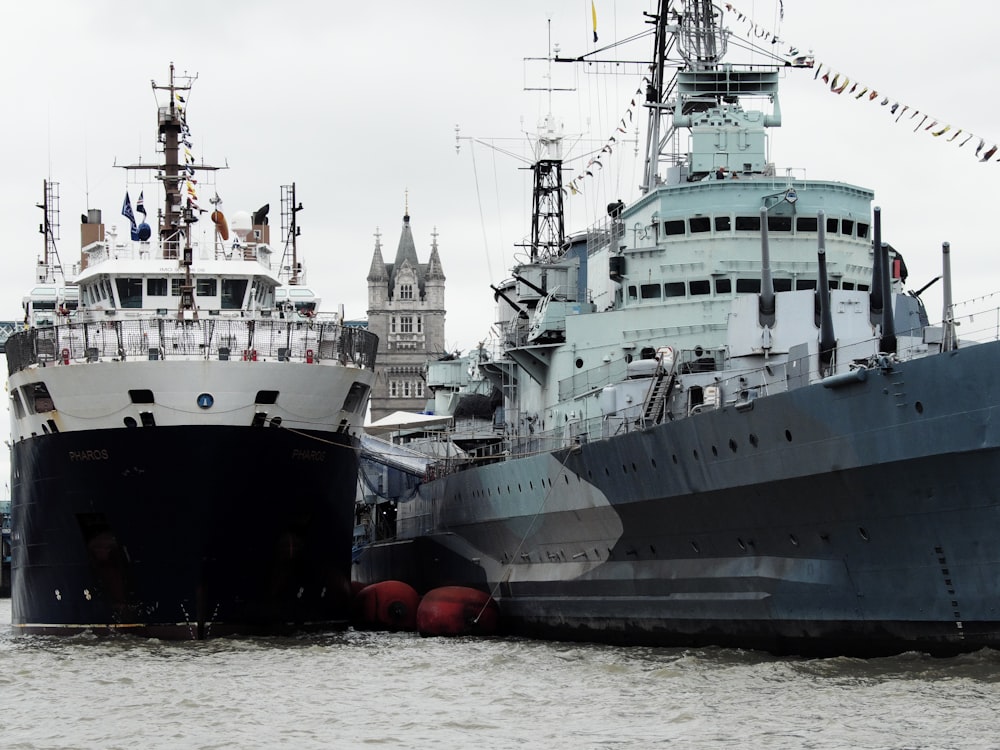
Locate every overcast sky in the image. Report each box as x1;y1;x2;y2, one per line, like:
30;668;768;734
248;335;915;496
3;0;999;353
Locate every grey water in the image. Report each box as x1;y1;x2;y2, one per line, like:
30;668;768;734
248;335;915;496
1;599;999;749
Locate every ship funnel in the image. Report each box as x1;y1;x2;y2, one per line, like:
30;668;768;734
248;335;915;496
869;206;884;321
941;242;956;352
816;211;836;374
758;207;775;326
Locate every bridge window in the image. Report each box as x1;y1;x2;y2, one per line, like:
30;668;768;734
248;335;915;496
714;216;731;232
221;279;247;310
736;278;761;293
664;282;686;298
664;220;685;236
796;217;818;232
196;279;218;296
767;216;792;232
841;219;855;236
147;278;168;296
735;216;761;231
690;280;710;295
689;217;710;233
171;279;184;296
857;222;870;239
640;284;661;300
715;278;732;294
826;217;839;234
115;278;143;308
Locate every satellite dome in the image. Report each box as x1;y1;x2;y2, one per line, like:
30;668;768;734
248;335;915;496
229;210;252;240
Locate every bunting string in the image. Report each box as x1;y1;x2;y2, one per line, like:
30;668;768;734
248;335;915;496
565;77;648;196
175;92;201;211
723;3;1000;163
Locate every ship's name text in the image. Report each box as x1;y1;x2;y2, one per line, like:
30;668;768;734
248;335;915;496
291;449;327;462
69;449;110;462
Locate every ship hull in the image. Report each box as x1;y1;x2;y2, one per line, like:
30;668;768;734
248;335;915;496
356;340;1000;656
12;424;359;639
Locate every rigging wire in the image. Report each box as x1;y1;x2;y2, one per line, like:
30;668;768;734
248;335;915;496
468;142;495;285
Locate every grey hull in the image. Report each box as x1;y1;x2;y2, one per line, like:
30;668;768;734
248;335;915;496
357;340;1000;656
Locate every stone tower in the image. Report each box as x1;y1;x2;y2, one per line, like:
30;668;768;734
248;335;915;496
367;207;447;422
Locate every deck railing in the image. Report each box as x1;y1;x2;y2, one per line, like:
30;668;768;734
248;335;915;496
6;319;379;375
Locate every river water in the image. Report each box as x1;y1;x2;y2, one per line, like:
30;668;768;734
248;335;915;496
1;599;999;749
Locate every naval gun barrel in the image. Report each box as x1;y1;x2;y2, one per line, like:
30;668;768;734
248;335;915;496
758;206;775;326
816;211;836;373
870;206;884;320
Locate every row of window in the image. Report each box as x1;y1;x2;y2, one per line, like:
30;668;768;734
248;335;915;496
627;277;871;301
84;277;250;310
390;315;423;334
388;380;425;398
661;215;870;239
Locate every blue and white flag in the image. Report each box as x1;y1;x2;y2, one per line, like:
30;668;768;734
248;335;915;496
121;191;140;241
136;190;146;218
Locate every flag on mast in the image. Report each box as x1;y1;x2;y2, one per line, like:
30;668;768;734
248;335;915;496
121;191;140;241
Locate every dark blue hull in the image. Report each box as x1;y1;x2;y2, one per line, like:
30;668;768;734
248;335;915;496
12;425;359;639
356;340;1000;656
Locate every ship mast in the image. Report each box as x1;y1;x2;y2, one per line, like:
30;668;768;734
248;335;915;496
119;63;223;320
280;183;304;285
151;64;199;318
524;21;566;262
36;180;63;283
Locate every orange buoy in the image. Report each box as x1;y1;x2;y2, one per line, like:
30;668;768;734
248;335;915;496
211;210;230;241
416;586;499;637
352;580;421;632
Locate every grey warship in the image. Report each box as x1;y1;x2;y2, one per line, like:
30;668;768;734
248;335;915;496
355;1;1000;656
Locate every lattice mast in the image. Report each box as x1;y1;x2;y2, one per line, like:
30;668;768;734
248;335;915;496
36;180;63;283
280;183;304;285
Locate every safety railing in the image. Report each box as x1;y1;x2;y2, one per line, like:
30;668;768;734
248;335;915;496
6;318;379;375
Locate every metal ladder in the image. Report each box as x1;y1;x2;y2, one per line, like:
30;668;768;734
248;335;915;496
642;368;676;425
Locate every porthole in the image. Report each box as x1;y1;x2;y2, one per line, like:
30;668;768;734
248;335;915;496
729;439;737;453
693;449;699;460
690;541;700;553
785;429;793;442
651;458;657;468
124;416;137;428
789;534;799;546
575;358;584;369
672;454;678;464
749;433;759;447
711;445;718;457
915;401;924;414
737;538;746;551
858;527;870;542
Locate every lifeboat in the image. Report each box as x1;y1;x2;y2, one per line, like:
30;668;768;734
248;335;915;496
352;580;421;632
416;586;499;637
